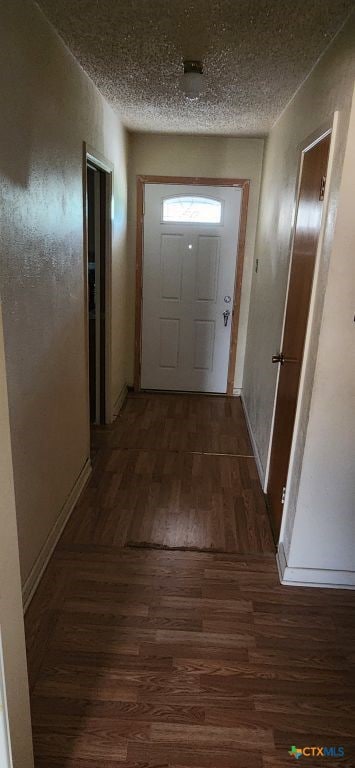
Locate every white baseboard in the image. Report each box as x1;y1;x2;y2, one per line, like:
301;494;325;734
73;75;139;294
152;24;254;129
277;542;355;590
276;541;288;582
240;394;265;486
22;458;92;612
113;382;128;419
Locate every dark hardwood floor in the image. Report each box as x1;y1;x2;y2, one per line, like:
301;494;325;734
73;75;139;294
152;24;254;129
63;393;275;554
25;394;355;767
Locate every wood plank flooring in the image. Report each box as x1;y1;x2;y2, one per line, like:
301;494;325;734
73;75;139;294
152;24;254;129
25;394;355;767
62;393;275;554
26;548;355;767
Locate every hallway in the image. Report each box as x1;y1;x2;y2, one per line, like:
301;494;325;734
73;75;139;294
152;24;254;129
2;1;355;764
25;394;355;767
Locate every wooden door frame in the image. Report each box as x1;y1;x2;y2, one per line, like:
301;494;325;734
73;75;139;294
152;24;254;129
264;122;334;541
134;175;250;394
83;142;114;433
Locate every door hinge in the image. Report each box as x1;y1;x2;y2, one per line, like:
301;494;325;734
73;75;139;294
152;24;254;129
281;486;286;504
319;175;326;201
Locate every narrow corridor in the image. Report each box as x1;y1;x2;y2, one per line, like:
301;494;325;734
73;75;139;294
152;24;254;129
25;394;355;766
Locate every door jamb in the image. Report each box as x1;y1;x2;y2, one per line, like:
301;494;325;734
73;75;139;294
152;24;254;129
83;142;114;431
134;175;250;394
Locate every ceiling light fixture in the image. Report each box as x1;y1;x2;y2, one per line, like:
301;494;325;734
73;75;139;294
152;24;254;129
182;60;204;100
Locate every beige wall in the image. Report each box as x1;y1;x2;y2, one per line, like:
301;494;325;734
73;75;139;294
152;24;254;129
127;133;264;390
0;0;128;586
0;305;34;768
243;13;355;576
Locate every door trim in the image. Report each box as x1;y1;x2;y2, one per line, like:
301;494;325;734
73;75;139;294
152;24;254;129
134;175;250;394
83;142;114;432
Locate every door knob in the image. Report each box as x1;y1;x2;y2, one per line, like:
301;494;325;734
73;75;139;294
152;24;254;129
272;353;298;364
272;353;285;364
223;309;231;327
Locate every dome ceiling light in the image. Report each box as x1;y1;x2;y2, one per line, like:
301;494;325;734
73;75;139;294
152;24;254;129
182;60;204;100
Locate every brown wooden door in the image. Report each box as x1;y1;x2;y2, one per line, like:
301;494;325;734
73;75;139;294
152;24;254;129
267;134;331;539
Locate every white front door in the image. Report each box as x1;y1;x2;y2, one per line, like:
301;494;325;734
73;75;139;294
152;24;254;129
141;184;242;393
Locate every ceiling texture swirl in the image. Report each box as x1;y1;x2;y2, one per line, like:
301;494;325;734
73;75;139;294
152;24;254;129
36;0;355;135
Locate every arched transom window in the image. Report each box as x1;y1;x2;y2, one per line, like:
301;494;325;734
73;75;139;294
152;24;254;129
162;196;223;224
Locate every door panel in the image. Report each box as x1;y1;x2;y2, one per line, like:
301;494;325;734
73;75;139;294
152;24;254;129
195;236;220;302
159;318;180;369
161;235;183;300
267;134;331;538
194;320;215;370
141;184;242;393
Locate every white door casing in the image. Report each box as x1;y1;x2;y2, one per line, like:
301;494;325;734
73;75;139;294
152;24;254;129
141;184;242;393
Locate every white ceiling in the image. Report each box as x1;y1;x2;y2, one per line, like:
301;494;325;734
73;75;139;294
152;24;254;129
36;0;355;135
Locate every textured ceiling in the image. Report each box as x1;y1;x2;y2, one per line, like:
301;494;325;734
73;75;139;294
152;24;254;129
36;0;354;135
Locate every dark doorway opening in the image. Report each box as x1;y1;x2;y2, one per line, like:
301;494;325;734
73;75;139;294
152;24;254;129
87;161;110;425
